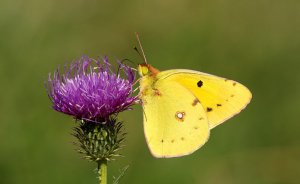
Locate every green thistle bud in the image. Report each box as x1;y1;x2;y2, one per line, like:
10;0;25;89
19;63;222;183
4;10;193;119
73;118;125;162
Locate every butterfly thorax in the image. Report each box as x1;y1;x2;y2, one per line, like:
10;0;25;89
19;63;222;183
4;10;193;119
138;64;161;100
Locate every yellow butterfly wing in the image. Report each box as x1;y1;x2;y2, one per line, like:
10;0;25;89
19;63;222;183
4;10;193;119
156;69;252;129
140;77;210;158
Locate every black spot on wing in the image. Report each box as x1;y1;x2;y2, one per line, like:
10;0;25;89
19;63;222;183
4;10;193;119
192;98;199;106
197;80;203;87
217;104;222;107
206;107;213;112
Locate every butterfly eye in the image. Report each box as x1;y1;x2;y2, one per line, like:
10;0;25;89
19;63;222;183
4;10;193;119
142;66;149;75
138;65;149;76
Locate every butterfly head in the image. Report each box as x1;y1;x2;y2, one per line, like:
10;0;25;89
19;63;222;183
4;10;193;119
138;64;160;77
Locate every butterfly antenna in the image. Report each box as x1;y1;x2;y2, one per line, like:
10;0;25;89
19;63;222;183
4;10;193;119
117;58;137;75
121;58;136;65
135;32;148;64
133;46;143;61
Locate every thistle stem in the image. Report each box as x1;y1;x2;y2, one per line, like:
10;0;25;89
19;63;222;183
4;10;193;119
98;160;107;184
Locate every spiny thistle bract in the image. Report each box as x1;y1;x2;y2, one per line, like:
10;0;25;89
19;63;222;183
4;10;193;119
73;118;126;162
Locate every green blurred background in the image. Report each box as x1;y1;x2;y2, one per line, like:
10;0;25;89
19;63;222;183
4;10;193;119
1;0;299;183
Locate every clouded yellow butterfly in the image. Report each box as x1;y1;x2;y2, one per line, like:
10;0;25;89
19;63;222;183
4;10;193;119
136;34;252;158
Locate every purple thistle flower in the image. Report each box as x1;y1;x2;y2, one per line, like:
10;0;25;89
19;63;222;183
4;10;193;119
46;56;137;122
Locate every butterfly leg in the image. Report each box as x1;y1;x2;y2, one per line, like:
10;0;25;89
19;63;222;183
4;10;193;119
153;88;162;96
